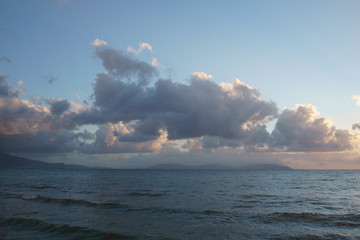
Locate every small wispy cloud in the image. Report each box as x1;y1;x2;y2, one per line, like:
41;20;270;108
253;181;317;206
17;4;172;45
127;42;152;55
0;56;10;63
352;95;360;106
43;75;57;84
151;58;160;67
191;72;213;80
91;39;108;47
16;80;24;86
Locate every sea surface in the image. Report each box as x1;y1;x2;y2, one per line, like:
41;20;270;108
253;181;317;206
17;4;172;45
1;169;360;240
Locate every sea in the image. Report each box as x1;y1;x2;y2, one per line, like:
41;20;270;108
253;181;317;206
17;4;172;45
1;169;360;240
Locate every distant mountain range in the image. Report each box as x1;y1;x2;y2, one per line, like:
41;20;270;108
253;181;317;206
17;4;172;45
147;163;233;170
0;152;88;169
0;152;292;170
147;163;292;170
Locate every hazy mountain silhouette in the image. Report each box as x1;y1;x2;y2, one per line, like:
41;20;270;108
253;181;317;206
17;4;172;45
0;152;292;170
0;152;87;169
147;163;292;170
240;163;292;170
147;163;233;170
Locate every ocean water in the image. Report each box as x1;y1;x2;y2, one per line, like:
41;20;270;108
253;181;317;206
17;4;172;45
1;169;360;240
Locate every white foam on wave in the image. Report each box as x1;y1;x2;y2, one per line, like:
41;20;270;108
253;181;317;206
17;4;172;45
21;195;39;200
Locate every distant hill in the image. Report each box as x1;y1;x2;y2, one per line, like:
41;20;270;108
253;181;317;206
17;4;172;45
0;152;88;169
147;163;232;170
240;163;292;170
147;163;292;170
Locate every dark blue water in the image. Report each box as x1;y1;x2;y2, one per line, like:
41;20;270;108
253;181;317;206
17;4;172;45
1;169;360;240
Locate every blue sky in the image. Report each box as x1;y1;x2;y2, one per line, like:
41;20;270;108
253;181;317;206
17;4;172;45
1;0;360;169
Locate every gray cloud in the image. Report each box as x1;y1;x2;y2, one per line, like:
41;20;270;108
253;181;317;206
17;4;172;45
95;47;157;86
0;77;77;135
0;56;10;63
0;130;94;153
352;123;360;130
80;123;168;154
0;75;19;97
270;104;354;152
75;73;277;147
0;44;358;158
44;75;57;84
50;99;70;115
72;47;278;146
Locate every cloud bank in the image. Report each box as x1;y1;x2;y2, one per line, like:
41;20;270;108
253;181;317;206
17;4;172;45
0;43;358;166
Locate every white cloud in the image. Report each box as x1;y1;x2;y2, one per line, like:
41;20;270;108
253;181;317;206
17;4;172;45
191;72;213;80
16;80;24;86
127;42;153;55
91;39;108;47
151;58;160;67
352;95;360;106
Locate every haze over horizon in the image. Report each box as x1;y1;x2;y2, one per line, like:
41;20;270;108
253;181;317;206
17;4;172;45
1;0;360;169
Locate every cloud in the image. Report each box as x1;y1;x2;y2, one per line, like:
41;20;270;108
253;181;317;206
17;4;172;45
74;61;277;150
91;38;108;47
191;72;213;80
0;56;10;63
0;95;78;135
43;75;57;84
0;43;358;162
0;78;79;136
151;58;160;67
127;42;152;55
16;80;24;86
80;122;171;154
50;99;70;115
352;123;360;131
270;104;355;152
95;47;157;85
0;75;20;97
352;95;360;106
0;129;94;153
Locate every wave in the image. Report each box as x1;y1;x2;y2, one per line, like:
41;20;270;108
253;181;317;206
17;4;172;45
30;185;58;190
0;217;137;240
269;234;350;240
127;192;166;197
20;195;127;209
19;194;226;217
242;194;277;199
255;212;360;227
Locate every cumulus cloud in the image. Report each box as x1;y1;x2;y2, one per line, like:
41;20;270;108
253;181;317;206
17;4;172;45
0;97;50;135
127;42;152;55
0;77;79;136
270;104;355;152
91;38;108;47
1;43;358;160
74;53;277;149
95;47;157;85
0;78;93;153
0;130;94;153
81;123;170;154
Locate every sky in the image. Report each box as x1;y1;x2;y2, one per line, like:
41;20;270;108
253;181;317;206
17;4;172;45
1;0;360;169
